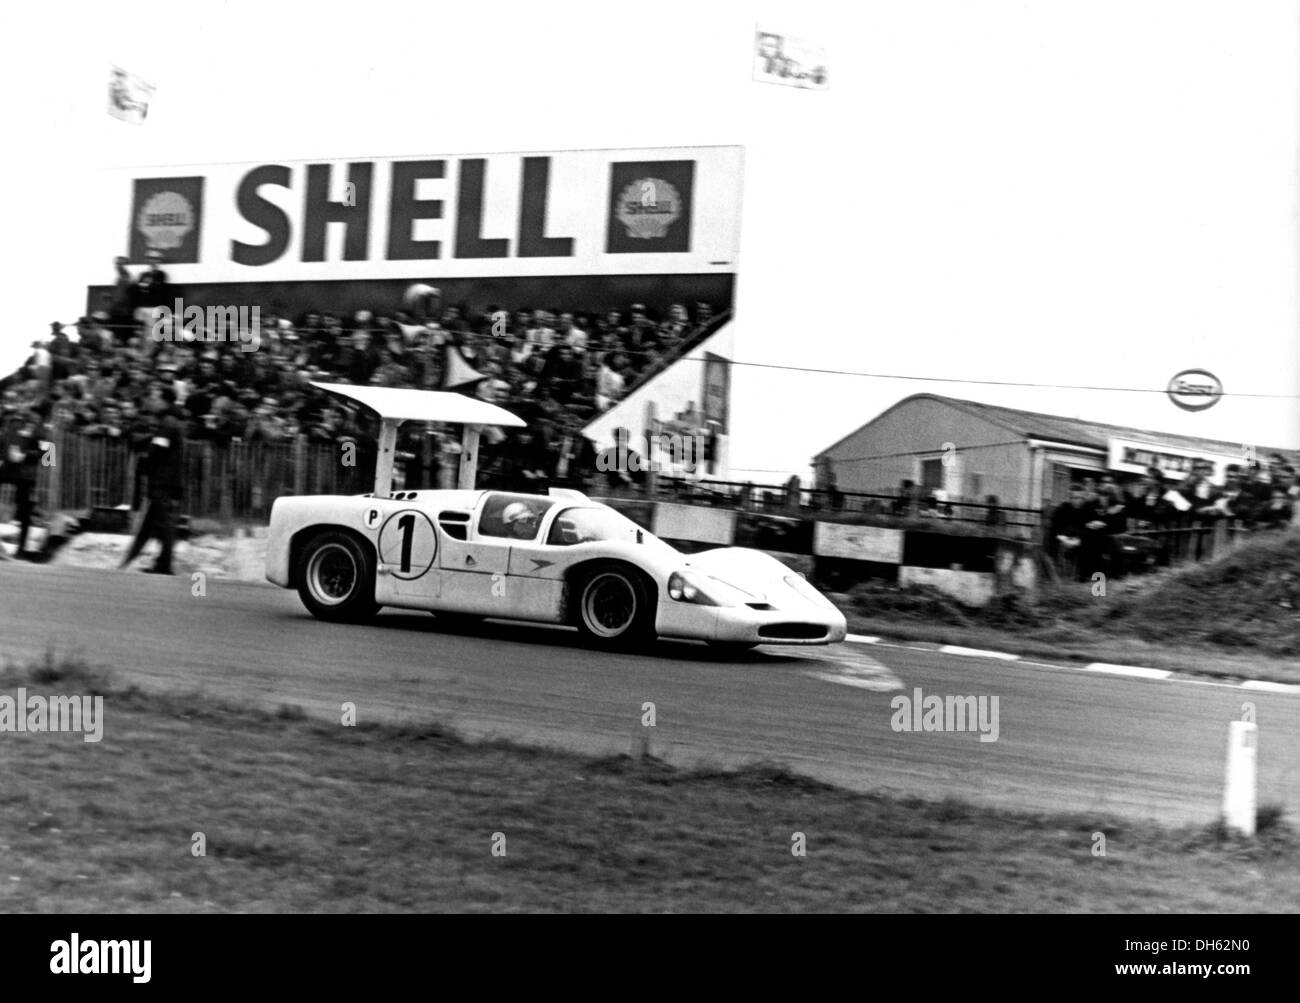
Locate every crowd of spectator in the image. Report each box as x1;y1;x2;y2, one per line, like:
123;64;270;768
1046;461;1299;580
0;256;725;506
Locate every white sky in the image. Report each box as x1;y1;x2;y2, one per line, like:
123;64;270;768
2;0;1297;481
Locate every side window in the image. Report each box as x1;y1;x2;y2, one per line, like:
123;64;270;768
477;493;555;541
547;509;582;546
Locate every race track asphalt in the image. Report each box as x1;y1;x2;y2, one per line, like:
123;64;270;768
1;563;1296;827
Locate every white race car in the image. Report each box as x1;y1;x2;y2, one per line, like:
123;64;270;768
265;384;846;650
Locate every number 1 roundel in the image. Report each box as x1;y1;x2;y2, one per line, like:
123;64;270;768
377;510;438;580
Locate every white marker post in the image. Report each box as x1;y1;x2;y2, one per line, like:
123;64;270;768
1222;720;1257;837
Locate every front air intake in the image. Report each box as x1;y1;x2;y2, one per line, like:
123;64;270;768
757;623;828;640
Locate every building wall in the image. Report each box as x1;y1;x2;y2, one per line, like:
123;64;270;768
584;320;735;477
817;398;1035;507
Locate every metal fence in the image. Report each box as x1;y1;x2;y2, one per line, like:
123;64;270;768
1;431;371;528
0;436;1283;578
1126;521;1257;564
643;476;1045;535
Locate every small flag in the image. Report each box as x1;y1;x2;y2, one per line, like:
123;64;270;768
108;66;155;125
753;27;829;90
442;346;487;392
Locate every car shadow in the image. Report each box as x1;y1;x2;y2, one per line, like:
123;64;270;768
358;609;809;665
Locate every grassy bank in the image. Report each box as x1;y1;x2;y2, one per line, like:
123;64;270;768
0;654;1294;912
838;530;1300;684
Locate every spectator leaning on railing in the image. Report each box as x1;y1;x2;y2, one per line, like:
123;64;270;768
1122;467;1174;529
1046;483;1089;580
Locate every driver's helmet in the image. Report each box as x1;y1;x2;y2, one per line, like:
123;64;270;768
502;501;538;535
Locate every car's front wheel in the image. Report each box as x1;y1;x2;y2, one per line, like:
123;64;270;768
574;564;655;650
297;530;379;623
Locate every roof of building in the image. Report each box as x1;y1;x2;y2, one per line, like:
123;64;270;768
816;393;1299;463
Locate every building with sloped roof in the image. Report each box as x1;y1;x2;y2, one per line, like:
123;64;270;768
812;394;1298;511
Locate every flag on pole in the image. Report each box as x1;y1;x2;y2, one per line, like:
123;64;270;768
108;66;154;124
753;27;829;90
442;346;487;392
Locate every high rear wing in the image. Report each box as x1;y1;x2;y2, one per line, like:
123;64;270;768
311;382;527;496
310;383;526;428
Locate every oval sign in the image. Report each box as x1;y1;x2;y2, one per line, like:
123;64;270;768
1167;369;1223;412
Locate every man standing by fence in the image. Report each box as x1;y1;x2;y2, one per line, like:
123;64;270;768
1046;483;1089;581
119;388;185;574
0;407;43;559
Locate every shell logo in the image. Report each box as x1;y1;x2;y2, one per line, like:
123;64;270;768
137;191;195;251
614;178;681;240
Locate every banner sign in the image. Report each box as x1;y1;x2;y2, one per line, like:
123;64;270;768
1106;436;1245;484
813;523;904;563
702;352;730;435
106;146;743;281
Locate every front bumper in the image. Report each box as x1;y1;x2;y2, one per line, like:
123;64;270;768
656;600;847;645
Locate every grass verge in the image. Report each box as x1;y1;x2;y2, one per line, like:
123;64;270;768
0;654;1295;912
835;529;1300;684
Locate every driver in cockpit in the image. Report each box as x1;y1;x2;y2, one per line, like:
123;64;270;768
502;501;540;540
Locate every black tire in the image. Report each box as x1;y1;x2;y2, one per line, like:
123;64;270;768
573;563;656;650
296;530;379;623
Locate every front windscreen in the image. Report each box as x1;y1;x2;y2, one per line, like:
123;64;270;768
546;507;673;553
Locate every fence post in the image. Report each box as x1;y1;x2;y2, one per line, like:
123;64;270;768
200;442;213;521
1222;720;1257;837
81;431;92;511
123;449;137;510
219;445;234;533
293;434;307;497
1211;519;1228;558
46;423;63;515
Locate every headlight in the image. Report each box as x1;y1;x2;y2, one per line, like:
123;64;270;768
668;570;714;605
667;570;752;607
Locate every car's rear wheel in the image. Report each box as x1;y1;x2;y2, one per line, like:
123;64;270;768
574;564;655;649
297;530;379;623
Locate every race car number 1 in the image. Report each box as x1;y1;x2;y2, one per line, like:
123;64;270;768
377;510;438;579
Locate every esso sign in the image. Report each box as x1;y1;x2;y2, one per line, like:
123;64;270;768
1167;369;1223;412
